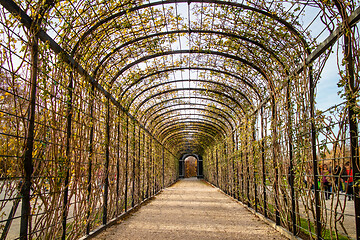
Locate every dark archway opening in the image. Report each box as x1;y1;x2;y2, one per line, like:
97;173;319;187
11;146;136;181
179;154;203;179
184;156;197;178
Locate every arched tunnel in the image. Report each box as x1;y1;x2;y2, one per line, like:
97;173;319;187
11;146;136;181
0;0;360;239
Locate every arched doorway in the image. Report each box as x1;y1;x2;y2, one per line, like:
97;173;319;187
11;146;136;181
179;154;203;178
184;156;197;178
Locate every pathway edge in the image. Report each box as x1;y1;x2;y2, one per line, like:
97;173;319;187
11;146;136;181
203;180;302;240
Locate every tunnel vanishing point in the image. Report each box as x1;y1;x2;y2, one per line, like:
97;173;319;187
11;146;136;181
0;0;360;239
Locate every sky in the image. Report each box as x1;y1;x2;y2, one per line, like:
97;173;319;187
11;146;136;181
316;44;344;111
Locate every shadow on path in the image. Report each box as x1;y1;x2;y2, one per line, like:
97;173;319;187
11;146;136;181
95;178;288;240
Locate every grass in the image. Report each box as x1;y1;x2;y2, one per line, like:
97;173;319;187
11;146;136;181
262;202;349;239
299;217;350;240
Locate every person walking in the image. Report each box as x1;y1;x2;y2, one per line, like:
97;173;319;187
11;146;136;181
341;161;353;201
321;164;332;200
333;162;343;192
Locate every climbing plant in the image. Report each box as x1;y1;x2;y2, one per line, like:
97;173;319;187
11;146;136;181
0;0;359;239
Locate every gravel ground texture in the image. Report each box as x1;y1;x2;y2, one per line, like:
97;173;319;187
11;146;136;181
95;178;288;240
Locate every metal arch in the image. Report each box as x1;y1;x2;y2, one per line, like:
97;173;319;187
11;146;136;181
174;145;207;157
140;102;236;130
147;107;236;131
177;148;202;157
150;113;231;134
151;116;230;137
166;141;205;151
109;50;269;87
177;141;208;148
162;130;216;144
130;87;246;117
156;118;225;132
177;148;204;157
93;30;286;80
159;127;222;145
158;118;226;136
155;119;227;138
181;153;201;161
163;131;216;145
159;125;221;141
145;103;236;121
125;79;253;111
176;142;208;148
177;141;208;149
155;118;226;135
156;117;227;137
119;67;262;101
161;130;216;148
137;96;242;123
72;0;309;56
167;140;212;154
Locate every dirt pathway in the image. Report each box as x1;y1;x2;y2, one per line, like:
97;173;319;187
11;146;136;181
95;178;288;240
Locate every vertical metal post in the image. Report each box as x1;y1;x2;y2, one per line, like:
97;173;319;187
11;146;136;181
207;153;210;181
240;151;244;202
272;97;280;226
212;152;214;182
142;132;146;200
309;65;321;238
344;26;360;239
179;157;183;178
131;123;136;208
245;124;250;207
62;70;74;240
221;147;223;191
116;110;121;215
236;131;240;201
197;154;200;178
86;86;95;234
224;142;228;194
252;120;258;212
216;148;219;187
287;80;297;234
137;127;141;203
162;146;165;189
232;133;236;198
20;34;38;240
261;107;267;218
146;136;150;199
103;99;110;225
151;138;155;195
149;138;153;195
332;2;360;236
124;117;129;212
246;150;250;207
227;142;230;195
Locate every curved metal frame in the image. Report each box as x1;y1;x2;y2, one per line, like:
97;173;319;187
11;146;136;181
73;0;309;55
150;113;231;134
67;0;309;160
162;134;216;155
159;124;221;141
93;30;286;81
147;104;232;137
155;119;227;138
119;67;262;101
68;0;309;158
6;0;360;239
143;102;236;124
137;96;241;123
109;50;269;87
162;130;216;146
130;87;247;118
126;78;252;110
147;106;236;130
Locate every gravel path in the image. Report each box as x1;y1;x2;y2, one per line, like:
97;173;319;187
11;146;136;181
95;178;288;240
